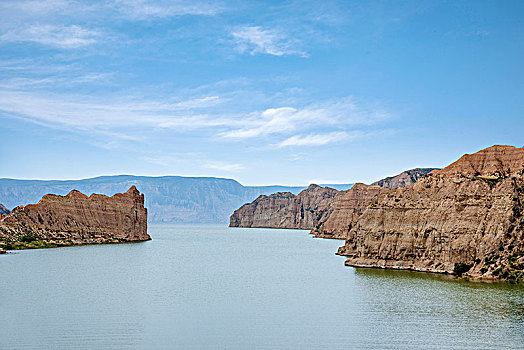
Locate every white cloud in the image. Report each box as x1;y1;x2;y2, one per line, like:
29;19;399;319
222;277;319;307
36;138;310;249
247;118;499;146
112;0;221;19
204;161;245;171
0;86;392;148
0;0;73;14
278;131;354;147
0;89;227;132
231;26;307;57
220;98;389;139
0;24;100;48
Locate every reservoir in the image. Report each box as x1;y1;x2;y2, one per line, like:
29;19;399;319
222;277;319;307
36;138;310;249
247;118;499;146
1;224;523;349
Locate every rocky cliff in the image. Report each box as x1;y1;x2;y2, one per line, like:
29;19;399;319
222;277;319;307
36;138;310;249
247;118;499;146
230;184;345;229
230;168;434;234
0;186;150;250
371;168;437;189
339;145;524;282
0;203;9;216
311;183;388;239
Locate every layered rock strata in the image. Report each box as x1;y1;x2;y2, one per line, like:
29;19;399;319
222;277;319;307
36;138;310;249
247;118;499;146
0;186;150;250
311;183;388;239
230;184;345;229
339;145;524;282
371;168;437;189
230;168;434;235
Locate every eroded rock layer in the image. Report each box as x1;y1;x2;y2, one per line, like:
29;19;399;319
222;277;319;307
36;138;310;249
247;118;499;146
229;184;344;229
339;145;524;282
371;168;437;189
0;186;150;249
311;183;387;239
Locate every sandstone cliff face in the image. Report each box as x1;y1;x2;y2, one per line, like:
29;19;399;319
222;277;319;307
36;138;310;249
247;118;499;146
0;186;150;249
339;145;524;282
371;168;437;189
311;183;387;239
230;184;345;229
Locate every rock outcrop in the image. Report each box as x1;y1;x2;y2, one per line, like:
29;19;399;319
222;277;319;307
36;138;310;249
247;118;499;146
371;168;437;189
0;186;150;250
339;145;524;282
230;169;434;234
0;203;9;216
311;183;388;239
230;184;345;229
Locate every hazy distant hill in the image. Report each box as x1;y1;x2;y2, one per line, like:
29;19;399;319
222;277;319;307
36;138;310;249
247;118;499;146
0;176;353;223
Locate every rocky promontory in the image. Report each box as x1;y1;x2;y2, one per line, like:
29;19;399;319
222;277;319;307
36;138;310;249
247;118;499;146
0;186;150;250
230;168;435;233
338;145;524;282
230;184;345;229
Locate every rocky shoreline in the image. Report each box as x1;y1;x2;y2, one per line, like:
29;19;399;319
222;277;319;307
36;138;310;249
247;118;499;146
230;145;524;283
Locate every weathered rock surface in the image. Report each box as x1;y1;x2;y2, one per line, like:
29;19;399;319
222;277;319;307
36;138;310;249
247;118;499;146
311;183;388;239
0;186;150;249
339;145;524;282
230;168;433;234
230;184;345;229
371;168;437;189
0;203;9;215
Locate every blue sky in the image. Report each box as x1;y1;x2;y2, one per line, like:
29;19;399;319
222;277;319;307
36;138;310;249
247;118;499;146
0;0;523;185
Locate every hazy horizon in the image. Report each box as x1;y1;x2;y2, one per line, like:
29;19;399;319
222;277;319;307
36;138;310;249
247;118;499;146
1;1;523;185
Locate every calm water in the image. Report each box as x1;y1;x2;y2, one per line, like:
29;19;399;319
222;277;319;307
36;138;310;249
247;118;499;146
1;224;523;349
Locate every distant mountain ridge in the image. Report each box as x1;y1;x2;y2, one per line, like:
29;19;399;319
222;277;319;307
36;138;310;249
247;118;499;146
0;175;353;224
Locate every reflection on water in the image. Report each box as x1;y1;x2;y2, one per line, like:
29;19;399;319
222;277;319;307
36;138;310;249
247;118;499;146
1;224;523;349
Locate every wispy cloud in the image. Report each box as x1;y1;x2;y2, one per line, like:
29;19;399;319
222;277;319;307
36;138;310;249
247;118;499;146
0;89;226;133
140;153;244;173
0;0;220;19
0;86;392;148
0;24;100;48
112;0;222;20
220;98;389;139
278;131;358;147
204;161;245;171
0;0;76;14
231;26;307;57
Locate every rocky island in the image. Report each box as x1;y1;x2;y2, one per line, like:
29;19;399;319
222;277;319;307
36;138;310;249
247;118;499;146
338;145;524;282
0;186;150;250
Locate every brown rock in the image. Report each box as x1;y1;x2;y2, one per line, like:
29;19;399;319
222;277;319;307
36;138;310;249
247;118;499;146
312;183;387;239
229;184;345;229
0;186;150;249
371;168;437;189
339;145;524;281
